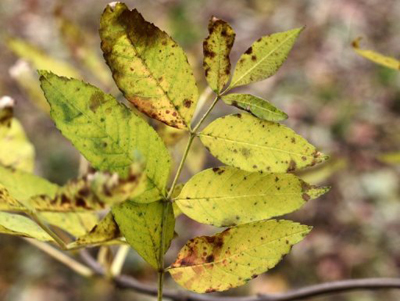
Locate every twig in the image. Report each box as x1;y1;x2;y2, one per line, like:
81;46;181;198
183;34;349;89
79;249;400;301
24;238;93;277
110;245;130;277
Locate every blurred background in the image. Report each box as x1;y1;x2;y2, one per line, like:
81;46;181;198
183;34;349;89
1;0;400;300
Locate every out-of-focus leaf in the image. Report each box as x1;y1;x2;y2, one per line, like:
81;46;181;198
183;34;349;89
68;212;122;248
298;158;346;184
112;200;175;269
0;212;52;241
0;165;58;206
203;17;235;93
378;152;400;165
41;212;98;237
168;219;311;293
39;71;171;203
175;166;328;226
7;38;80;78
55;11;112;86
352;38;400;70
222;93;287;122
0;96;35;172
155;123;185;147
228;28;303;89
99;3;199;129
9;60;50;113
200;113;328;173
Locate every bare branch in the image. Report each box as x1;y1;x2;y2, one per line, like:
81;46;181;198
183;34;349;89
79;250;400;301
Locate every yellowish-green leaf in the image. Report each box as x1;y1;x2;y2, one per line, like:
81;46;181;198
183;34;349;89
0;212;53;241
68;212;122;248
352;38;400;70
100;3;199;129
200;113;328;173
298;157;346;184
0;165;58;206
228;28;303;89
175;166;328;227
112;201;175;269
0;97;35;172
39;71;171;203
378;152;400;165
222;93;287;122
9;60;50;113
7;38;80;78
168;219;311;293
55;12;112;86
203;17;235;93
41;212;98;237
0;184;25;212
171;183;184;218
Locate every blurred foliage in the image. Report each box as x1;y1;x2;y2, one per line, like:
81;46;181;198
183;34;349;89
0;0;399;300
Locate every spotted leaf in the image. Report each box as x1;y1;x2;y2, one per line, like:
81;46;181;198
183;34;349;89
175;166;329;227
228;28;303;89
200;113;328;173
112;200;175;269
39;71;171;203
41;212;98;237
100;3;199;129
222;93;287;122
168;219;311;293
203;17;235;93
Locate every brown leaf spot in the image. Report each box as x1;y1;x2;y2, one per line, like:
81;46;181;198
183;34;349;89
244;47;253;54
183;99;193;108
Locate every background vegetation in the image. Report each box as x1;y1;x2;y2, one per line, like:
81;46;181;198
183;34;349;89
0;0;399;300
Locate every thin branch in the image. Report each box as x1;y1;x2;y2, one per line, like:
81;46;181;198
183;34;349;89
79;250;400;301
24;239;93;277
111;245;130;277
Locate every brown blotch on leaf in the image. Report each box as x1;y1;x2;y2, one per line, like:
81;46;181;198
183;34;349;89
89;91;106;113
251;55;257;61
183;99;193;108
245;47;253;54
302;193;311;201
287;160;297;172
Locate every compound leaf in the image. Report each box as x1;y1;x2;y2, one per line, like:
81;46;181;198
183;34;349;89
222;93;287;122
352;38;400;70
203;17;235;93
168;219;311;293
228;28;302;89
175;166;328;227
0;212;53;241
200;113;328;173
39;71;171;203
100;3;199;129
112;200;175;269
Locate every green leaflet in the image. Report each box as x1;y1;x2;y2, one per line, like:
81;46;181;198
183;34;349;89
352;38;400;70
112;201;175;269
68;212;122;248
200;113;328;173
228;28;303;89
222;93;287;122
100;3;199;129
203;17;235;93
175;166;329;227
168;219;311;293
39;71;171;203
378;152;400;165
0;212;53;241
41;212;98;237
0;96;35;172
7;38;81;78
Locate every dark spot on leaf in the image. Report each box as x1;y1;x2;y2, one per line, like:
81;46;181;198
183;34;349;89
245;47;253;54
251;55;257;61
183;99;193;108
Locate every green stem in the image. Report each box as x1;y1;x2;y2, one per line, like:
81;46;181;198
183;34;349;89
157;93;220;301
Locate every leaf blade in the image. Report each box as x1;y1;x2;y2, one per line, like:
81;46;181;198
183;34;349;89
229;28;303;89
200;113;328;173
39;71;171;202
203;17;235;93
222;93;287;122
175;166;328;226
100;3;199;129
168;219;311;293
